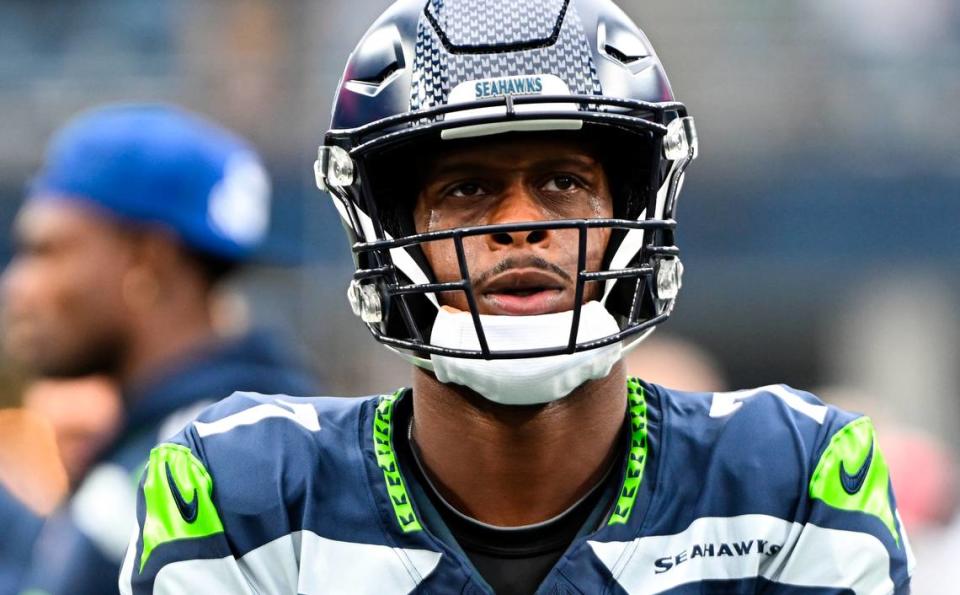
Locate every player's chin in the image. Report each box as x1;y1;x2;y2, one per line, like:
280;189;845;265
15;339;110;379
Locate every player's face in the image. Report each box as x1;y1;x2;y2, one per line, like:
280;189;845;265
414;136;614;316
1;199;133;377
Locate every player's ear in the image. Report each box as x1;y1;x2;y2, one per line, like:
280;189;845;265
121;262;161;311
120;230;181;309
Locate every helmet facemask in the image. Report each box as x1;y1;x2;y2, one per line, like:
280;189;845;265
319;0;698;368
319;99;697;362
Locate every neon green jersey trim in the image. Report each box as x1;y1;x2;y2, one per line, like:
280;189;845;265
383;380;647;531
139;443;224;572
809;416;899;545
608;378;649;526
374;389;423;533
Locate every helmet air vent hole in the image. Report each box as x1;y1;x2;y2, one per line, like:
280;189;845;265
342;25;405;97
603;44;643;65
351;61;400;86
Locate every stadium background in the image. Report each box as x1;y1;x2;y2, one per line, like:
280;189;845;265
0;0;957;588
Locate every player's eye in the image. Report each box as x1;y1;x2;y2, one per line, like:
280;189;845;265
447;181;487;198
541;175;581;192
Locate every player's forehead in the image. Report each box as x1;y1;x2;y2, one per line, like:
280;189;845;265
14;196;127;252
420;133;604;180
16;197;97;241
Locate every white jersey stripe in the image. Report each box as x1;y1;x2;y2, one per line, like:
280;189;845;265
589;514;893;595
710;385;829;424
896;511;917;577
141;530;442;595
118;519;139;595
193;399;320;438
153;555;257;595
299;531;442;594
773;523;893;595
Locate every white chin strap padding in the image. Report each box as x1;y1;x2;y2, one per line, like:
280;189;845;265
426;301;623;406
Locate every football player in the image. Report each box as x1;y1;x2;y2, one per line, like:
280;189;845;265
121;1;913;593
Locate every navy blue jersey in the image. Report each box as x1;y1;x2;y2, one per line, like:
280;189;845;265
17;330;317;595
121;380;913;594
0;485;42;595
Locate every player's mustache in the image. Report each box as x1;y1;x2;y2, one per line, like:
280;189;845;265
471;256;573;287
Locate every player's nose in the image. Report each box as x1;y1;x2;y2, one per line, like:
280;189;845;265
485;183;552;249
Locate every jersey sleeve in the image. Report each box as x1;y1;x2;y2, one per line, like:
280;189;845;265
119;393;305;595
783;403;915;594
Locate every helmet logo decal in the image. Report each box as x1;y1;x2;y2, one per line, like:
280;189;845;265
444;74;574;129
447;73;571;104
475;76;543;99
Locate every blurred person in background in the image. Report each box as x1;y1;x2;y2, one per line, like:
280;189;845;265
624;333;728;393
0;405;63;594
0;104;317;595
22;377;123;490
0;377;119;594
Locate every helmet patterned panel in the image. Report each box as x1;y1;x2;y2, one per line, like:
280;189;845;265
410;0;603;111
427;0;564;48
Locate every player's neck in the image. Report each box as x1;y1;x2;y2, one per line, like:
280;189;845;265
410;361;627;527
118;306;218;395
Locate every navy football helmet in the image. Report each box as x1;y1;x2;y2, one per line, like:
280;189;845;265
317;0;697;360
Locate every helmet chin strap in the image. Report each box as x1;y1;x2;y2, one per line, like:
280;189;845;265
391;302;625;406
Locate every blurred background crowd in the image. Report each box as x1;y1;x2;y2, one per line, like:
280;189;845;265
0;0;957;593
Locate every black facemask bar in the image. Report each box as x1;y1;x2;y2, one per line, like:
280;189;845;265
319;93;696;361
349;217;679;360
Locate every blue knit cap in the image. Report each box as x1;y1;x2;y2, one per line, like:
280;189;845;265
28;104;271;262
